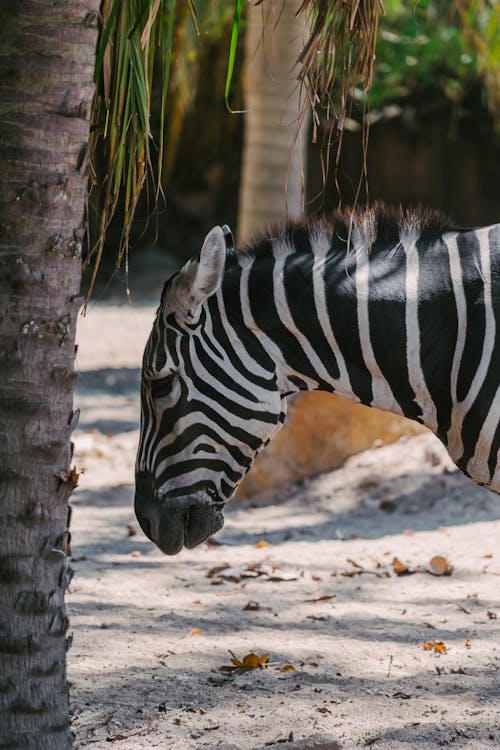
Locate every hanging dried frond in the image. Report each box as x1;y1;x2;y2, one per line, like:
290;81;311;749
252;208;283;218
295;0;383;139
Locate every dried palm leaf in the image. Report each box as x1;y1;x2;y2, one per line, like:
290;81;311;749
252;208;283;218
296;0;384;139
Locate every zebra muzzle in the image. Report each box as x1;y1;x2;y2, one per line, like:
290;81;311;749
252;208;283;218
134;472;225;555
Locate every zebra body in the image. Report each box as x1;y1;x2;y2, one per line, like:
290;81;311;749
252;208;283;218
135;206;500;554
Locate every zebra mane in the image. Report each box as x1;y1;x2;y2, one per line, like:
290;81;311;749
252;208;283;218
235;203;460;261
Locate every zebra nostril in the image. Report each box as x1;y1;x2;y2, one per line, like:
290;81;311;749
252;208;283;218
206;485;219;501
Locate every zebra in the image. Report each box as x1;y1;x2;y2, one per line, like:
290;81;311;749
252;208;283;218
135;204;500;555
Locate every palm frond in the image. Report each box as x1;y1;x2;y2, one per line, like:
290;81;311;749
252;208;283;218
87;0;177;301
225;0;243;112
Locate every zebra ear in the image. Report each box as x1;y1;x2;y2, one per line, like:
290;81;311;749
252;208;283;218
194;225;227;298
170;226;227;317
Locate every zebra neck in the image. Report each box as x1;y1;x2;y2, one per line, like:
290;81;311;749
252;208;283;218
224;223;498;436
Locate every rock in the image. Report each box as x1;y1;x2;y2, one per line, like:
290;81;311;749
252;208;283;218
237;391;424;498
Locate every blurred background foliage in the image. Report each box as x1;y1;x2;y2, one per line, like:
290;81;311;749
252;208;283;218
85;0;500;295
369;0;500;117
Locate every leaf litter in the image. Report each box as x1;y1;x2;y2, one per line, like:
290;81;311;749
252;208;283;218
206;562;299;584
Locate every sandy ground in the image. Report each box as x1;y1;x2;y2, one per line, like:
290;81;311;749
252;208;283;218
69;302;500;750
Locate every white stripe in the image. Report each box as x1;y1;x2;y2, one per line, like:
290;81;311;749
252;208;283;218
271;237;336;387
446;227;496;462
212;288;274;381
445;233;468;460
310;228;358;401
491;452;500;494
153;408;255;469
467;383;500;486
458;227;495;412
187;335;271;408
402;232;438;431
237;255;313;393
355;234;402;415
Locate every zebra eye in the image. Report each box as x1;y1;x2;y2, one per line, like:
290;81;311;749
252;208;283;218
149;373;176;400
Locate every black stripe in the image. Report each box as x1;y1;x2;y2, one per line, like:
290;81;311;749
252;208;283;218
368;241;422;421
140;389;157;469
283;252;341;381
192;336;260;403
152;381;265;454
488;422;500;483
156;422;251;468
456;230;486;403
221;479;233;498
166;327;180;368
181;338;278;423
248;254;331;389
459;370;497;476
219;261;277;376
158;458;242;485
416;235;457;442
199;323;225;362
162;480;218;499
323;241;373;405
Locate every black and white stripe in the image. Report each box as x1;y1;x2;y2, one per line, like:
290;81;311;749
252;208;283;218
135;206;500;554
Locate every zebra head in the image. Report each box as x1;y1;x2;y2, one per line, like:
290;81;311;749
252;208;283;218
135;226;285;554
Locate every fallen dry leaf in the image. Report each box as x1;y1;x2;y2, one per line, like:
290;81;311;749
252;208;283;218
206;564;231;579
207;563;298;584
423;641;448;653
392;557;412;576
429;555;454;576
186;628;202;637
231;652;269;668
340;559;389;578
254;540;270;548
304;593;336;603
221;651;270;671
281;664;295;671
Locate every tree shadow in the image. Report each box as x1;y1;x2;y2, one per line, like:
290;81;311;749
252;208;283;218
221;468;500;547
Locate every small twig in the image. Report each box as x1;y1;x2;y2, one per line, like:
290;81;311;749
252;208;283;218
386;654;393;678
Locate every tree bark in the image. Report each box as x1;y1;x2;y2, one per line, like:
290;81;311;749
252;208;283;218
237;0;307;242
0;2;99;748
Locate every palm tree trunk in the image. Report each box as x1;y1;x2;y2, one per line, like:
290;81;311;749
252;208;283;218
0;2;99;748
238;0;307;241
